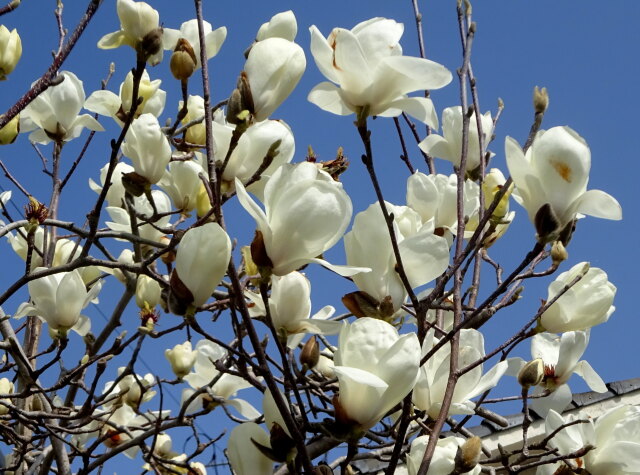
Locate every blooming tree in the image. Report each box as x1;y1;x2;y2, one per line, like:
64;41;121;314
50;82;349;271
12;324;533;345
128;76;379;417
0;1;634;475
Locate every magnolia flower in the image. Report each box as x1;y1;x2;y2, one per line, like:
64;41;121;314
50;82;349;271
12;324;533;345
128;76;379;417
344;201;449;316
308;18;451;125
481;168;515;247
0;377;14;416
540;262;616;333
101;367;156;409
97;405;169;458
228;423;273;475
505;126;622;240
85;70;166;124
88;162;135;208
181;340;260;419
525;330;606;415
158;160;203;212
332;317;420;430
106;189;173;244
173;222;231;308
406;172;481;243
407;436;482;475
0;25;21;80
165;341;197;379
246;271;340;346
135;275;162;309
98;0;163;65
236;162;358;276
217;119;296;187
20;71;103;144
15;268;101;337
413;329;509;418
537;405;640;475
122;113;171;184
163;19;226;69
419;106;493;171
245;36;305;121
256;10;297;42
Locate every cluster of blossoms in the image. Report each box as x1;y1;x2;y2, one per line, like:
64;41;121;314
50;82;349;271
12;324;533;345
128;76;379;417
0;1;634;474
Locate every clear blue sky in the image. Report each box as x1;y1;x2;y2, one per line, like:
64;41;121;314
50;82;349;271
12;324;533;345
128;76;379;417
0;1;638;472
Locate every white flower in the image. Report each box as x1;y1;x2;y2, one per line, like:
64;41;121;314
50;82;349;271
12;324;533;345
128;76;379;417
227;423;273;475
538;406;640;475
98;405;169;458
88;162;135;208
540;262;616;333
407;436;481;475
135;275;162;309
20;71;103;144
85;70;166;124
505;126;622;240
163;19;226;69
0;377;14;416
344;201;449;315
332;317;420;429
122;113;171;184
0;25;22;80
173;222;231;307
158;160;203;212
256;11;297;42
527;330;606;415
181;340;260;419
164;341;197;379
413;329;509;419
245;36;306;121
101;367;156;409
246;271;340;347
15;268;101;337
97;0;163;65
219;119;295;187
419;106;493;171
308;18;451;125
106;189;173;244
236;162;358;276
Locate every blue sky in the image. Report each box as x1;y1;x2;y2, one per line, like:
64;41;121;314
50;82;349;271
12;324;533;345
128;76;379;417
0;0;638;472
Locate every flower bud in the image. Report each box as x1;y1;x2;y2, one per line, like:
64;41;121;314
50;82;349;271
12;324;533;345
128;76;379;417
165;341;197;379
518;358;544;388
0;25;22;80
0;114;19;145
550;240;568;266
170;38;197;81
135;275;162;309
300;336;320;369
454;436;482;473
533;86;549;114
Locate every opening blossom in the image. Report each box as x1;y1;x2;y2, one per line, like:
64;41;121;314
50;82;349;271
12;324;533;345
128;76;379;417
525;330;607;415
97;0;163;65
413;328;509;419
85;70;166;125
419;105;494;171
332;317;421;430
236;162;359;276
20;71;103;144
15;268;102;337
540;262;616;333
538;405;640;475
344;201;449;316
308;18;452;125
407;436;481;475
505;126;622;241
